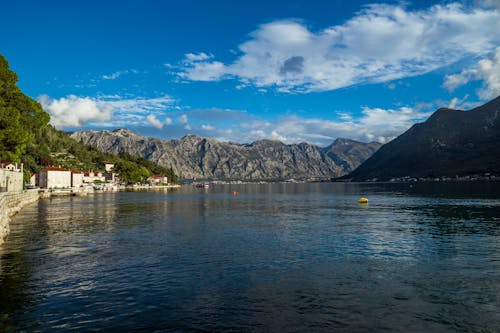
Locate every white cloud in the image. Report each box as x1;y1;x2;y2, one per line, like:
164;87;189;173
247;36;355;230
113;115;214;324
101;69;139;80
443;47;500;99
38;95;113;128
124;105;437;146
106;95;174;114
476;0;500;9
102;72;122;80
182;61;226;81
447;95;472;109
38;94;174;129
269;130;287;142
184;52;213;62
448;97;460;109
201;124;215;131
442;72;472;91
178;114;188;124
177;114;192;130
165;117;172;125
358;106;431;142
146;114;164;129
180;3;500;92
175;106;431;146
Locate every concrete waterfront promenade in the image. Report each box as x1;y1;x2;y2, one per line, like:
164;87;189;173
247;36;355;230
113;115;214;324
0;190;40;246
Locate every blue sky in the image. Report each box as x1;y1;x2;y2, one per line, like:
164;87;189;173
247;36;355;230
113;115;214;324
1;0;499;146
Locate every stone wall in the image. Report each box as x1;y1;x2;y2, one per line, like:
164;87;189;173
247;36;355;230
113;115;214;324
0;190;39;245
0;169;24;192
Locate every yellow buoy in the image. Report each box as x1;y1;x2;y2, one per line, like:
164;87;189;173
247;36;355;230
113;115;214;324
358;197;369;204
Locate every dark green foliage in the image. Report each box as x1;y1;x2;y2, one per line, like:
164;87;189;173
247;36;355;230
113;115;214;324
118;152;178;184
114;159;150;184
0;54;179;184
0;55;49;161
21;125;179;184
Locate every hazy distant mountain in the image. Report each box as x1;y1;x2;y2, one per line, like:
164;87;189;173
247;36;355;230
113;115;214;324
344;96;500;181
71;129;381;181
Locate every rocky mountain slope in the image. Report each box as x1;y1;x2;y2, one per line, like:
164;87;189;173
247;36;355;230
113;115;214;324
344;96;500;181
71;129;381;181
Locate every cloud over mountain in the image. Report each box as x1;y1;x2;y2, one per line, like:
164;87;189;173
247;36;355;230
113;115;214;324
38;94;435;146
38;95;113;128
39;95;174;129
144;105;432;146
444;47;500;99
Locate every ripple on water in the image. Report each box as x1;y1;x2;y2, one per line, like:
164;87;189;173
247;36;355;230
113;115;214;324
1;183;500;332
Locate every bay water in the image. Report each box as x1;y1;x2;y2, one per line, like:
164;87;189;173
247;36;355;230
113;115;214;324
1;182;500;332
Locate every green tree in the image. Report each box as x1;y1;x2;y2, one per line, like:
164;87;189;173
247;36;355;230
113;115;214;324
1;54;179;183
164;166;178;184
114;160;151;184
0;55;49;161
0;105;31;160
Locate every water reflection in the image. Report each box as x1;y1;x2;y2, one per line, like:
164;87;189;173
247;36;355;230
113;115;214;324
0;183;499;331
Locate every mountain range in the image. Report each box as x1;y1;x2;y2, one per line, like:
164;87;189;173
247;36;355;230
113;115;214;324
70;130;381;181
344;95;500;181
72;96;500;182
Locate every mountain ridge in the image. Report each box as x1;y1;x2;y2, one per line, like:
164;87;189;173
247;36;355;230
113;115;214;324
71;130;381;181
344;96;500;181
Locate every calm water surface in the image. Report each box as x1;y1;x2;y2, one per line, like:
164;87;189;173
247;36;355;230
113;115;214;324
1;182;500;332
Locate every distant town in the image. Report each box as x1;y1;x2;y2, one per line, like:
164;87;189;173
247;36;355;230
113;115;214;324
0;160;175;195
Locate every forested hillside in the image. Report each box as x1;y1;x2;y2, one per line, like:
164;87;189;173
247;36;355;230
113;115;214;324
0;55;178;185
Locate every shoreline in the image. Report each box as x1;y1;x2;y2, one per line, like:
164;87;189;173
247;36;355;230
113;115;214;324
1;179;497;245
0;184;182;245
123;184;181;190
0;190;40;246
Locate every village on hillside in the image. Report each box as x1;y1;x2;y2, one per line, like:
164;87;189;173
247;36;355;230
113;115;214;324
0;160;173;194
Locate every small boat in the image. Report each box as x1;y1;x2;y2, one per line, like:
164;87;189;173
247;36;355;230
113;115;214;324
195;183;210;188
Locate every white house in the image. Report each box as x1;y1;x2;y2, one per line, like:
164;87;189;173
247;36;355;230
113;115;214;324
29;173;38;187
149;174;168;185
0;160;21;171
38;167;71;189
83;171;105;183
103;162;114;172
71;171;84;188
0;161;24;192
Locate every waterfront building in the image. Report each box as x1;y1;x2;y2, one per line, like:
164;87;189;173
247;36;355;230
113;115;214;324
0;161;24;192
38;167;72;189
29;173;37;187
71;171;84;188
83;171;106;184
0;160;21;171
149;174;168;185
103;162;114;172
